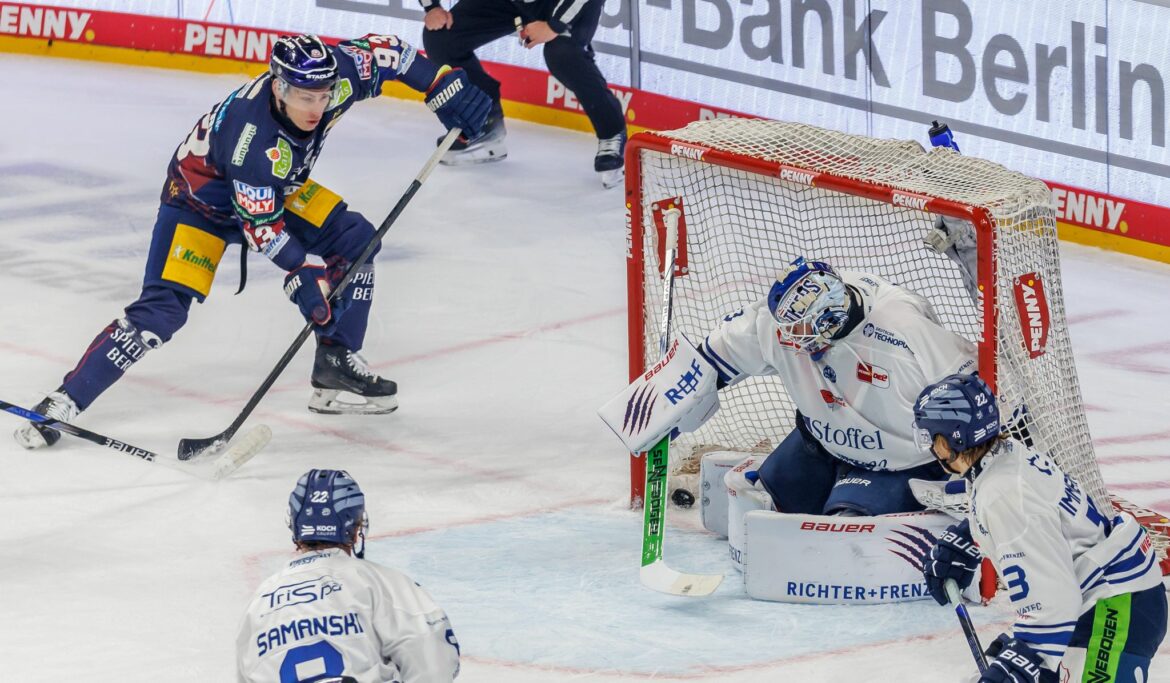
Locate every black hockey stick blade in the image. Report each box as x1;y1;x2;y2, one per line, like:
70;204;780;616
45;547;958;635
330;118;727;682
177;128;463;460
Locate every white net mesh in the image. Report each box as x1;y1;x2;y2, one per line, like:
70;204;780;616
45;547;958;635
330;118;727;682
630;119;1106;510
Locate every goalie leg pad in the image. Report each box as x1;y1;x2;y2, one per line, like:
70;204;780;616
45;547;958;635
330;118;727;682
823;460;949;517
724;455;773;572
700;450;749;537
743;510;955;603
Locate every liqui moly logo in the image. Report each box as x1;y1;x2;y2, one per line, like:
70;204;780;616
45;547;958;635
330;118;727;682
779;166;816;186
1013;272;1050;359
856;362;890;387
670;143;707;161
891;192;930;211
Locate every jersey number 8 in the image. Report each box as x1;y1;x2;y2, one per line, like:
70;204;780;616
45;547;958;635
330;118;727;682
280;640;346;682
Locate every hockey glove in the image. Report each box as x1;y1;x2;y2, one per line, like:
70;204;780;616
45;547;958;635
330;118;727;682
425;66;491;140
979;634;1046;683
922;518;982;605
284;263;344;335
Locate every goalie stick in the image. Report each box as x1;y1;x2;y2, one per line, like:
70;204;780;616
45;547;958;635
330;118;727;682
177;128;464;461
945;579;988;674
639;207;723;597
1;399;268;480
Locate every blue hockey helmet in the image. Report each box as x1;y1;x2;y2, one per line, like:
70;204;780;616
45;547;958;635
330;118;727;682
913;373;1001;456
270;35;339;91
767;257;850;357
288;469;368;555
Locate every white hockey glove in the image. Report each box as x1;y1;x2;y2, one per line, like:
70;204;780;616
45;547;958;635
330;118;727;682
598;336;719;454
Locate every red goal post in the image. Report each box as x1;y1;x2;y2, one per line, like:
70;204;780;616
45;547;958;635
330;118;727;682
624;119;1168;574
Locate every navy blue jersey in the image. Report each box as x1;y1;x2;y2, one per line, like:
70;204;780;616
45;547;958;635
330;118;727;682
162;35;440;270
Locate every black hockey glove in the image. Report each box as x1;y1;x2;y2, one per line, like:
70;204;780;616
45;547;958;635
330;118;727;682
425;67;491;140
284;263;347;335
922;518;981;605
979;634;1047;682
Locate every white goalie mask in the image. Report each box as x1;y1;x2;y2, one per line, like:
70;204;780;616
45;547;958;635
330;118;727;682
767;258;850;358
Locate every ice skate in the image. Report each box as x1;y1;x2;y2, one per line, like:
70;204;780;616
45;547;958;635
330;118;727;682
595;131;627;189
309;344;398;415
13;389;80;449
439;109;507;165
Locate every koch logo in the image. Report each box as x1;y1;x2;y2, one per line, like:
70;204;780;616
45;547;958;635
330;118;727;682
670;143;706;161
891;192;930;211
779;166;816;186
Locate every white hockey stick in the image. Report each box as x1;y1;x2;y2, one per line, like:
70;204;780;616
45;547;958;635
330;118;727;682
639;207;723;597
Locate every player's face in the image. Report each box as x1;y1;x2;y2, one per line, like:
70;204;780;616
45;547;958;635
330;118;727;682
276;82;332;132
931;434;969;475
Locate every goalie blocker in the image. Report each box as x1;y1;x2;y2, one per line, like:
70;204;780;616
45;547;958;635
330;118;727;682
598;336;719;455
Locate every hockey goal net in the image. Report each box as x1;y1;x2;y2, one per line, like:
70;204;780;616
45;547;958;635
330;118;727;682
625;119;1169;570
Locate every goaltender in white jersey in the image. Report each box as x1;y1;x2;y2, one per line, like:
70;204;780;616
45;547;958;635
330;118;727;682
916;375;1166;682
700;258;976;517
238;469;460;683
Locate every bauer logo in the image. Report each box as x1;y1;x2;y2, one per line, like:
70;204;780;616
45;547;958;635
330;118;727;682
891;192;930;211
233;180;275;215
779;166;816;186
1012;272;1050;359
670;143;707;161
799;521;876;533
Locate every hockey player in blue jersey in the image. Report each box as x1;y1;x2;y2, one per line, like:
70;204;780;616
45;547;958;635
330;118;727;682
915;374;1167;683
15;34;491;449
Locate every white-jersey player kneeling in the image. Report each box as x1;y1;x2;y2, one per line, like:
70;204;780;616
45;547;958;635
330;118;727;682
916;374;1167;683
237;469;461;683
700;257;978;517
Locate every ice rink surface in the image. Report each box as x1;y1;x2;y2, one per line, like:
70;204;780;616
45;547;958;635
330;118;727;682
2;55;1169;681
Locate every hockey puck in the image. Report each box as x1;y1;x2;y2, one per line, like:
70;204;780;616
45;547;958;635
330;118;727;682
671;488;695;508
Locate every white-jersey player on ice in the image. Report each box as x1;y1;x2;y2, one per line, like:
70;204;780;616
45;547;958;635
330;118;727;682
237;469;461;683
915;374;1166;683
689;257;978;516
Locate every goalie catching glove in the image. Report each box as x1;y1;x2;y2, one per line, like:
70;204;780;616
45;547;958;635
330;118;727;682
598;336;719;454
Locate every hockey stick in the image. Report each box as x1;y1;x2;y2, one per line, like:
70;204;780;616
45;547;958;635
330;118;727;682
945;579;988;673
639;207;723;597
177;128;464;461
2;399;268;480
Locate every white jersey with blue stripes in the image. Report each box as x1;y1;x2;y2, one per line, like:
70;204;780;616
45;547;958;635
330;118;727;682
967;439;1163;670
237;548;460;683
698;271;977;471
